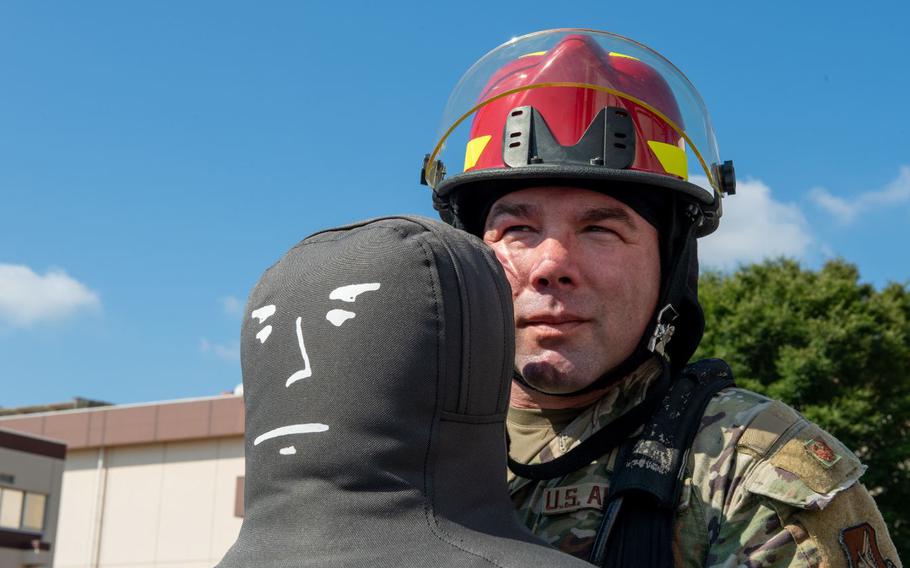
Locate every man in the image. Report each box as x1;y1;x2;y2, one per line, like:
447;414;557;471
421;30;901;567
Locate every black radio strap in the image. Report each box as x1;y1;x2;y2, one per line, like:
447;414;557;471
590;358;735;567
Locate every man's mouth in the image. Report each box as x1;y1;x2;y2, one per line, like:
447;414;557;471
518;314;589;332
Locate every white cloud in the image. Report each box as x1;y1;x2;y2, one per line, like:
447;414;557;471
0;263;101;327
809;166;910;224
808;188;854;223
220;295;243;317
696;176;813;269
200;337;240;361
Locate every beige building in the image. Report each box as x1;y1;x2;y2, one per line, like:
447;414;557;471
0;428;65;568
0;395;246;568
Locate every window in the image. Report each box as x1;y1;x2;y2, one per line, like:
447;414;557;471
22;493;46;532
0;488;47;532
0;488;23;529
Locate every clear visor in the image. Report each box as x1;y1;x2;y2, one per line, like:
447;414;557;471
425;29;722;196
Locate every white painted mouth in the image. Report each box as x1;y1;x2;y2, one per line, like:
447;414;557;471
253;423;330;446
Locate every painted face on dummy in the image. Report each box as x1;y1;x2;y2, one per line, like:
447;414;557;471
248;283;382;456
483;187;661;397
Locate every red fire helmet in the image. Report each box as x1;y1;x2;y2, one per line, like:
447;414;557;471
422;29;735;236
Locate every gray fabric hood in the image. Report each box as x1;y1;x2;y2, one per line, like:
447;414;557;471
218;216;590;567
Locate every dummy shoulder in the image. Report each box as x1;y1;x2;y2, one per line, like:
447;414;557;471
737;399;866;510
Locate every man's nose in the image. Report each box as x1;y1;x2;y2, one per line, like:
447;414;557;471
528;237;579;290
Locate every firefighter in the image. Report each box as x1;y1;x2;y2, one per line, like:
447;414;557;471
422;29;901;567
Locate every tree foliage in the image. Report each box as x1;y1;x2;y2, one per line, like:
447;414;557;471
695;258;910;556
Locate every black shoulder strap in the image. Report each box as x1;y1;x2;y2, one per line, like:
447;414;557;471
588;358;735;566
608;357;735;507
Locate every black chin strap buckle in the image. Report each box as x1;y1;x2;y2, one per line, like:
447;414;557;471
647;304;679;357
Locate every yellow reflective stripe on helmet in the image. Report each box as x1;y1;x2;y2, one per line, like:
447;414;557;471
464;135;492;171
519;51;547;58
647;140;688;180
608;51;640;61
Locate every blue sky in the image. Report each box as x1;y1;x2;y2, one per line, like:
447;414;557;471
1;1;908;408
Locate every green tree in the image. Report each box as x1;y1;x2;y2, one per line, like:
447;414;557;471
695;258;910;558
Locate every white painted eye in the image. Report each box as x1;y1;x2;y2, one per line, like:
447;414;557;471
326;309;356;327
255;325;273;344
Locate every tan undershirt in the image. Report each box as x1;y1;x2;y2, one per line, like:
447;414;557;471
507;406;584;465
505;357;664;472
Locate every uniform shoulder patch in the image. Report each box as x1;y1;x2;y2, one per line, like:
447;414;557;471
789;484;902;568
805;437;842;468
743;413;866;509
840;522;899;568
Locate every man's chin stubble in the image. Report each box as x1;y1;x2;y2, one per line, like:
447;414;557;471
520;361;587;394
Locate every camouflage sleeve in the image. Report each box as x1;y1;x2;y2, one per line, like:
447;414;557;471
692;389;902;568
692;390;809;567
700;481;901;568
706;497;808;567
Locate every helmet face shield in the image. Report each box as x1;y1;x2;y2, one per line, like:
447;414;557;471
424;29;731;212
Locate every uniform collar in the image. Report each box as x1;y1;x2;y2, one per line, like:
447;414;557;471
506;356;664;482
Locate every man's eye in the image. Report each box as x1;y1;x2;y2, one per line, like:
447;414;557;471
585;225;615;234
503;225;534;234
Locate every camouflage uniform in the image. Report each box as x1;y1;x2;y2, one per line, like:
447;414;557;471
507;358;902;567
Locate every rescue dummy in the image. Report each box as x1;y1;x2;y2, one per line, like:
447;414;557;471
218;216;592;568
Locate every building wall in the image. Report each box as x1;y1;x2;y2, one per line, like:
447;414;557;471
52;451;97;567
53;437;244;568
0;395;247;568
